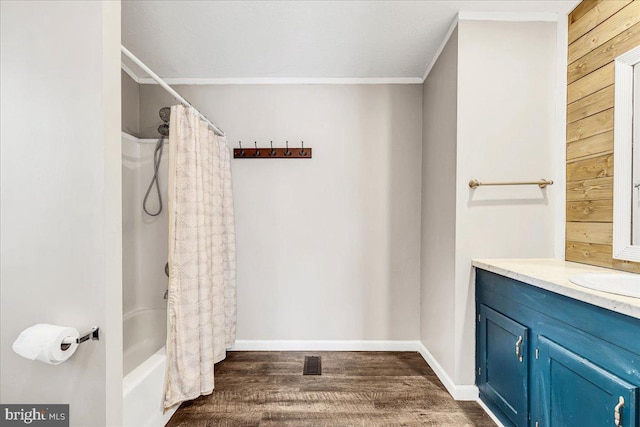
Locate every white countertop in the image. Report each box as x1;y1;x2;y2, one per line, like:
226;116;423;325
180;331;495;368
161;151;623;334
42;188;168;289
472;259;640;320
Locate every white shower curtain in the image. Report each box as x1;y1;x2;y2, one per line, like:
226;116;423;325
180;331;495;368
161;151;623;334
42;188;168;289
164;105;236;409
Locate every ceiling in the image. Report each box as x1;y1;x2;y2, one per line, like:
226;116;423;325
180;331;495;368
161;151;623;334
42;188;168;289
122;0;577;82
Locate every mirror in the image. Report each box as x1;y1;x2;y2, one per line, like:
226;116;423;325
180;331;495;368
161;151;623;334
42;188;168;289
613;45;640;261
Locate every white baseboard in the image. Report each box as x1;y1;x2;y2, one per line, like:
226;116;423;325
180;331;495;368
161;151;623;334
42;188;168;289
231;339;421;352
416;342;478;401
476;398;506;427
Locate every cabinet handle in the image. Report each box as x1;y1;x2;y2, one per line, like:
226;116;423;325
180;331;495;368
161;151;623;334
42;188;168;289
515;336;523;362
614;396;624;426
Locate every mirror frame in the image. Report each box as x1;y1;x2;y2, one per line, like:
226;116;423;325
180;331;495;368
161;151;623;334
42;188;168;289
613;45;640;262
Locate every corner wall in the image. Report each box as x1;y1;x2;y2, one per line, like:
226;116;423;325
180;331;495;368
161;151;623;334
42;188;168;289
419;19;559;390
420;28;458;381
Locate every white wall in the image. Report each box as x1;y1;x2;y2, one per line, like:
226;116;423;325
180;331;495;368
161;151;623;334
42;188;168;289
420;28;458;379
139;84;423;341
454;19;557;384
0;1;122;426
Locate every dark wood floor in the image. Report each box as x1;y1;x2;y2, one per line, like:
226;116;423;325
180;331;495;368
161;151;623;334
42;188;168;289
167;351;496;427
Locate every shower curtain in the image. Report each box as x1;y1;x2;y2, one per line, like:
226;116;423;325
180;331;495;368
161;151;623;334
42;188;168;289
164;105;236;408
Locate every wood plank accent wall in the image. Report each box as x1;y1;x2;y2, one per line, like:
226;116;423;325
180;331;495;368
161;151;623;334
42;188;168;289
566;0;640;272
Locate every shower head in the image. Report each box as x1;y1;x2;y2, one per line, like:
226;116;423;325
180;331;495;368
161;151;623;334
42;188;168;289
158;123;170;137
159;107;171;123
157;107;171;136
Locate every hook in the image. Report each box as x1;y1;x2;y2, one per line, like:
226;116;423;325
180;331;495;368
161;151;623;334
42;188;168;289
253;141;260;157
238;141;245;157
299;140;307;156
269;141;276;157
285;140;292;157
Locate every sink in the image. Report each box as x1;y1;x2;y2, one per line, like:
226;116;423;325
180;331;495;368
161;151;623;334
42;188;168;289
568;273;640;298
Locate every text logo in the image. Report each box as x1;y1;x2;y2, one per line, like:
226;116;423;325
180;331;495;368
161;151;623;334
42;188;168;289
0;405;68;427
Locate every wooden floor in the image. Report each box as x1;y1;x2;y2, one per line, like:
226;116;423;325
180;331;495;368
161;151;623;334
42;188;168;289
167;351;496;427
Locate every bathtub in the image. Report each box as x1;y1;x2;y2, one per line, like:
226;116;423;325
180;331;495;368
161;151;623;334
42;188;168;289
123;308;178;427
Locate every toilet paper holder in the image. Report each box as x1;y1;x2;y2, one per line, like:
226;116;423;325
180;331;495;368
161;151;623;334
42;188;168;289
60;326;99;351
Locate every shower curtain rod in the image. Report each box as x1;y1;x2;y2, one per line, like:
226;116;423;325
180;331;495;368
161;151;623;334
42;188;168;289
120;45;225;137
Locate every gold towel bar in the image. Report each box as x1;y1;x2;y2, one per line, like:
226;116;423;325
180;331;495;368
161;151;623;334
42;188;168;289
468;179;553;189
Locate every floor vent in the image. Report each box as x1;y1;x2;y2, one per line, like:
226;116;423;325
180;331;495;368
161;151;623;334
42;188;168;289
303;356;322;375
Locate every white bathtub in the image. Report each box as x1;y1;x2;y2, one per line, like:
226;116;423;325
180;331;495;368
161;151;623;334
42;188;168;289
123;308;178;427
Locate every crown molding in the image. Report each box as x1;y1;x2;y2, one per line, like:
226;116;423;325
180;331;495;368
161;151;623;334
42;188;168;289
121;57;421;85
135;76;423;85
121;61;423;85
457;11;559;22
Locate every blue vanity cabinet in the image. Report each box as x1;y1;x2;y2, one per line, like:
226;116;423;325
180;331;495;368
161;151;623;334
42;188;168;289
478;304;529;426
476;269;640;427
537;336;638;427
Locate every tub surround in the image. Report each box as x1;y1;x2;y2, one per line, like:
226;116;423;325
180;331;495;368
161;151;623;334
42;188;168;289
123;308;167;376
121;132;171;425
121;132;169;319
472;258;640;320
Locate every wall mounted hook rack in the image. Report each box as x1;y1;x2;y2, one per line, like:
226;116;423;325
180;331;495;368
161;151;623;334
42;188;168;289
234;141;312;159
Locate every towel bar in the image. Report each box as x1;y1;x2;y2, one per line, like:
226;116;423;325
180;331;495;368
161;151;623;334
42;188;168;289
468;179;553;189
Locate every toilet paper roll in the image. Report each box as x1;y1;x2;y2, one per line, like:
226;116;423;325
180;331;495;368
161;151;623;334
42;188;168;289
12;324;80;365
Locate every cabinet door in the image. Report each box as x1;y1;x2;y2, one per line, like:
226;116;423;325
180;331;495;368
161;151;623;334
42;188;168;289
478;304;529;426
538;336;638;427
